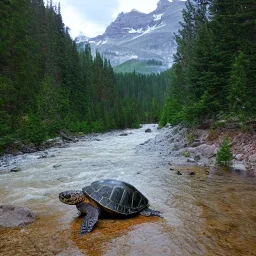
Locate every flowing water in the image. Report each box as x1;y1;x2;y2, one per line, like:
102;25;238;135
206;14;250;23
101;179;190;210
0;124;255;256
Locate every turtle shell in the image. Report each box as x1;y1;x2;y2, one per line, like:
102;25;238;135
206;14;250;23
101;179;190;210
82;179;149;215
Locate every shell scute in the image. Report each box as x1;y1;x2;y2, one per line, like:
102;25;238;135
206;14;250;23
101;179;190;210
82;179;149;215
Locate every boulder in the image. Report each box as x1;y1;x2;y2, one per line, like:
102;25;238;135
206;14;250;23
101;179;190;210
232;163;246;172
145;128;152;133
235;154;244;161
0;205;36;227
190;144;217;159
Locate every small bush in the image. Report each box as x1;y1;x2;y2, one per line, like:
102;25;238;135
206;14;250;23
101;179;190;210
186;132;195;145
216;136;233;167
181;150;190;157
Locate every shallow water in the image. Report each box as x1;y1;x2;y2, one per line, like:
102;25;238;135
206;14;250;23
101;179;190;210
0;124;256;256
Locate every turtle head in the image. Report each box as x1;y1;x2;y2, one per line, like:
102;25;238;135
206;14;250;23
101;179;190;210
59;190;86;205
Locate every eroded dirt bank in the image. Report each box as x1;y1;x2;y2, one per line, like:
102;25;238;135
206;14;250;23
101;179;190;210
0;124;256;256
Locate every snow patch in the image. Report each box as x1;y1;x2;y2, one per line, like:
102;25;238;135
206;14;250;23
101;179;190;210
123;27;144;34
132;22;166;40
96;40;102;46
129;55;138;60
153;13;163;21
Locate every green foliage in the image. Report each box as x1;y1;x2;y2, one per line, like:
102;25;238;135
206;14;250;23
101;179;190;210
0;0;171;153
90;120;105;133
161;0;256;127
186;132;195;145
18;114;47;145
181;151;190;158
159;97;184;127
216;136;233;167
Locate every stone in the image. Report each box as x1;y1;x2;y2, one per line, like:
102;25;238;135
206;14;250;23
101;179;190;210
187;158;195;163
145;128;152;133
193;144;217;158
235;154;244;161
0;205;36;227
20;143;37;153
10;167;21;172
232;163;246;172
119;133;128;136
194;155;201;161
53;164;61;168
176;171;182;175
189;172;195;176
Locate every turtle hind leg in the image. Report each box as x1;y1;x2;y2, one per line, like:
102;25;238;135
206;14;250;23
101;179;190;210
76;203;100;234
140;208;163;218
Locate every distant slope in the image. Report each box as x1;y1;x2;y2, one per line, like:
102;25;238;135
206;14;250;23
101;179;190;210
114;59;165;74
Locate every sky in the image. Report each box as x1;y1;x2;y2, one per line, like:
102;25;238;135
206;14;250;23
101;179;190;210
57;0;170;39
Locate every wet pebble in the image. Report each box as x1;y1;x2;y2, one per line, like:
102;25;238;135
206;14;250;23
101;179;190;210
189;171;195;176
176;171;182;175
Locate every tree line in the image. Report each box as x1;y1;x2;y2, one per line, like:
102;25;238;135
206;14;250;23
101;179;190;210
0;0;168;151
160;0;256;127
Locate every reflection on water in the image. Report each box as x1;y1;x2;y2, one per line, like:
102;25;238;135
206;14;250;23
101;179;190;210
0;125;255;255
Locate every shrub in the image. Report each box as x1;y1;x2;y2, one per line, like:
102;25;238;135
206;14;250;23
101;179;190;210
216;136;233;167
181;150;190;157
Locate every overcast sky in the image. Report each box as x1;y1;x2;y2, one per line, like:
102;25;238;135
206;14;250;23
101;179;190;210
57;0;170;38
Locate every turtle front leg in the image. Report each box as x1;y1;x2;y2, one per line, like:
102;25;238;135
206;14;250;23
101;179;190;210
76;203;101;234
140;208;163;218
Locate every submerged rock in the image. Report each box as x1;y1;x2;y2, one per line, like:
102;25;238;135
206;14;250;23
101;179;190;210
53;164;62;168
0;205;36;227
10;167;21;172
119;133;128;136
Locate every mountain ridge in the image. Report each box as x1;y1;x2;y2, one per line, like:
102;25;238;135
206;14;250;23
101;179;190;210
76;0;186;73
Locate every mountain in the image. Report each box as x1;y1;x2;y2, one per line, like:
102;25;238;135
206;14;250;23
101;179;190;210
75;0;186;73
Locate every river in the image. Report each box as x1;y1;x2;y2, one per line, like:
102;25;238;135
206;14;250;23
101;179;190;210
0;124;255;255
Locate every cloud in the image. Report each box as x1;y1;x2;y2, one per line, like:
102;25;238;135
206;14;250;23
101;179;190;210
58;0;119;38
57;0;172;38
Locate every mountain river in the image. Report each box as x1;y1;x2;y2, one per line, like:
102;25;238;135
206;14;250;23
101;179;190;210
0;124;255;255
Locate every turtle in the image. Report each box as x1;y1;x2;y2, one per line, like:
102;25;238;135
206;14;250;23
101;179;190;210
59;179;162;234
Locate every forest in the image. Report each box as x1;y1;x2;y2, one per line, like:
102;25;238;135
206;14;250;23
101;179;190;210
1;0;255;153
160;0;256;127
0;0;169;152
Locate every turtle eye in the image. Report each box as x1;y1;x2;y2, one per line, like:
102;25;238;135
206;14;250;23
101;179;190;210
64;194;71;199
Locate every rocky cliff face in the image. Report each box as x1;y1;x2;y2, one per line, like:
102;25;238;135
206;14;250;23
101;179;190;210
76;0;186;73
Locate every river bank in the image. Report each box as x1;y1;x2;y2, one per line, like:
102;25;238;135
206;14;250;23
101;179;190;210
1;124;255;175
138;124;256;176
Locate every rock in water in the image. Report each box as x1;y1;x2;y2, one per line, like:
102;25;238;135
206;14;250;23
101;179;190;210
10;167;21;172
0;205;36;227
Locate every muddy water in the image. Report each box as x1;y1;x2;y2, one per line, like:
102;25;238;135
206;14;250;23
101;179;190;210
0;124;256;256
